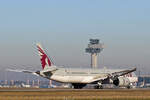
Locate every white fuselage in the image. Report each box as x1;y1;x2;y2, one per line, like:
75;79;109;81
51;75;94;83
41;67;137;84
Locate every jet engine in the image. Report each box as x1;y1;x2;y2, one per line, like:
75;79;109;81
113;77;130;87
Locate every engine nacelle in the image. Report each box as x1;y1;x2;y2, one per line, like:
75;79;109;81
113;77;130;87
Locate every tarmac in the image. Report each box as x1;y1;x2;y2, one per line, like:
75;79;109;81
0;88;150;100
0;87;150;91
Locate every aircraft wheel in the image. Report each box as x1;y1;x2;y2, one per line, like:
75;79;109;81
94;85;103;89
94;85;99;89
127;86;131;89
72;83;86;89
99;85;103;89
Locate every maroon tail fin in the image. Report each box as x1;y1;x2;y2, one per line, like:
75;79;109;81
36;43;52;69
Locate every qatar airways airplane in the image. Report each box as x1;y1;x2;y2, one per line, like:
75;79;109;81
8;43;137;89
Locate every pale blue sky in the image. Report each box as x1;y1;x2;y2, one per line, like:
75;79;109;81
0;0;150;75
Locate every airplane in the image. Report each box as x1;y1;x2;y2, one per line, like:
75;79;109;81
8;43;137;89
21;83;31;88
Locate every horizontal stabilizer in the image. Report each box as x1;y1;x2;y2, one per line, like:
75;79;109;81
6;69;39;76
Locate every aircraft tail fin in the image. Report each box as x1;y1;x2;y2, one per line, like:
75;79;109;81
36;43;52;69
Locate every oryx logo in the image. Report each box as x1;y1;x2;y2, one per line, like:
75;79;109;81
37;44;51;69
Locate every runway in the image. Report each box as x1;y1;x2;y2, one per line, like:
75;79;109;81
0;88;150;100
0;87;150;92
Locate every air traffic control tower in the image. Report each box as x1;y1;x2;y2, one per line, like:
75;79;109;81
85;39;104;68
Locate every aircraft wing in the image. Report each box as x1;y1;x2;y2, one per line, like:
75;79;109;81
110;68;136;78
90;68;136;83
90;74;109;83
6;69;39;76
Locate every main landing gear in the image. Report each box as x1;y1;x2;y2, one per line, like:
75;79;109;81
94;82;103;89
72;83;86;89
